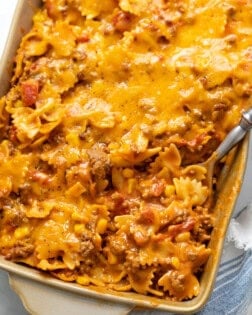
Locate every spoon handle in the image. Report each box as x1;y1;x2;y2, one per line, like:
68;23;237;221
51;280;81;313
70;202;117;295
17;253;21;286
216;108;252;161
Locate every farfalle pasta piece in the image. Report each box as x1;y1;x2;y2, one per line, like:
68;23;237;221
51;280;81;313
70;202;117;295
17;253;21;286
38;259;67;271
108;280;131;292
70;0;116;19
51;269;77;282
119;125;149;154
110;146;161;167
83;98;118;129
173;177;209;206
76;274;105;287
0;147;31;197
150;144;181;176
40;144;81;167
0;140;10;158
67;98;118;129
12;107;41;141
159;200;187;226
34;220;80;270
119;0;152;15
21;31;49;57
36;60;78;94
25;200;54;218
0;0;251;303
110;125;161;166
128;267;156;294
36;95;65;134
49;21;76;57
181;165;207;181
175;243;211;272
135;238;177;267
158;270;200;300
88;264;126;284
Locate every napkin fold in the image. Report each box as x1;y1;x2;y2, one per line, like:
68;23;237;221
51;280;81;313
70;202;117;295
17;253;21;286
227;204;252;251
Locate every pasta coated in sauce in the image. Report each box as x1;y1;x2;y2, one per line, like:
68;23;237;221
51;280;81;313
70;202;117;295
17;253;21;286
0;0;251;301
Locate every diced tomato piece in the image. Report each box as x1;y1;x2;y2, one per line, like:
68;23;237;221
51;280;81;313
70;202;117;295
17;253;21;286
9;125;18;143
21;80;39;106
110;192;130;217
187;133;207;148
112;11;133;32
45;0;59;19
154;217;196;242
168;217;196;240
137;207;155;225
76;33;90;43
30;170;52;185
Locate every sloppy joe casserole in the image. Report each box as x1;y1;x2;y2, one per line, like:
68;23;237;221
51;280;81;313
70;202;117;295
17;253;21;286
0;0;251;301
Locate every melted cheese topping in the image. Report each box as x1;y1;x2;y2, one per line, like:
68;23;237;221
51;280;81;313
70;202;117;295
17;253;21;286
0;0;251;301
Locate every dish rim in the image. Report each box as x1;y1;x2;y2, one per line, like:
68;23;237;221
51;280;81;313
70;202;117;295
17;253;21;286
0;0;249;313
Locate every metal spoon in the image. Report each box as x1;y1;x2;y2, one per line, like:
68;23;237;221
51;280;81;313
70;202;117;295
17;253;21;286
215;108;252;161
202;108;252;205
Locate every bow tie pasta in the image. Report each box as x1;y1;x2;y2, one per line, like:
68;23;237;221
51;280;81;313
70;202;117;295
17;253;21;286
0;0;251;301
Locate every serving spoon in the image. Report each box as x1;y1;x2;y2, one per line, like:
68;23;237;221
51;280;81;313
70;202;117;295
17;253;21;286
214;108;252;161
202;108;252;205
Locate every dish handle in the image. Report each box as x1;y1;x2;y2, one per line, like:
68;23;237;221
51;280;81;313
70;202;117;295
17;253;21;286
8;273;134;315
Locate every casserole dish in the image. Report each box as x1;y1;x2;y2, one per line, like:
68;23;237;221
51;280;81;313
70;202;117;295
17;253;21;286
0;0;250;314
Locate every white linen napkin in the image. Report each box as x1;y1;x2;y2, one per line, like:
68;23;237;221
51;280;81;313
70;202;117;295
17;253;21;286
228;204;252;251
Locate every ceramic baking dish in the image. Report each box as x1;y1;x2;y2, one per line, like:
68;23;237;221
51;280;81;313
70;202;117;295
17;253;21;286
0;0;249;314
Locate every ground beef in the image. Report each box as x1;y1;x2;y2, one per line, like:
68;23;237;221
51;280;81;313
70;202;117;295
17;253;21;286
170;271;185;292
2;240;34;260
87;143;111;181
2;205;26;229
79;235;95;259
191;213;213;243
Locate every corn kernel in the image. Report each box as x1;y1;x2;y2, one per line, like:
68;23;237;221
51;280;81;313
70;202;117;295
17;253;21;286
74;224;85;234
76;275;90;286
72;212;82;221
66;132;80;146
127;178;137;194
171;256;180;269
96;218;108;234
65;182;86;198
108;252;118;265
165;185;175;197
122;168;134;178
94;233;102;248
175;231;191;242
71;211;88;222
14;226;30;240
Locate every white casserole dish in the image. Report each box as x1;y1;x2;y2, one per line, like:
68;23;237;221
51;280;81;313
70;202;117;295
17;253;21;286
0;1;249;314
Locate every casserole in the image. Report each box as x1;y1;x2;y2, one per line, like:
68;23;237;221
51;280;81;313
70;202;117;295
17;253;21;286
0;0;250;314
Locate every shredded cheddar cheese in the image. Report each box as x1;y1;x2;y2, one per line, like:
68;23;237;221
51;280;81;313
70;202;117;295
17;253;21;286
0;0;251;301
